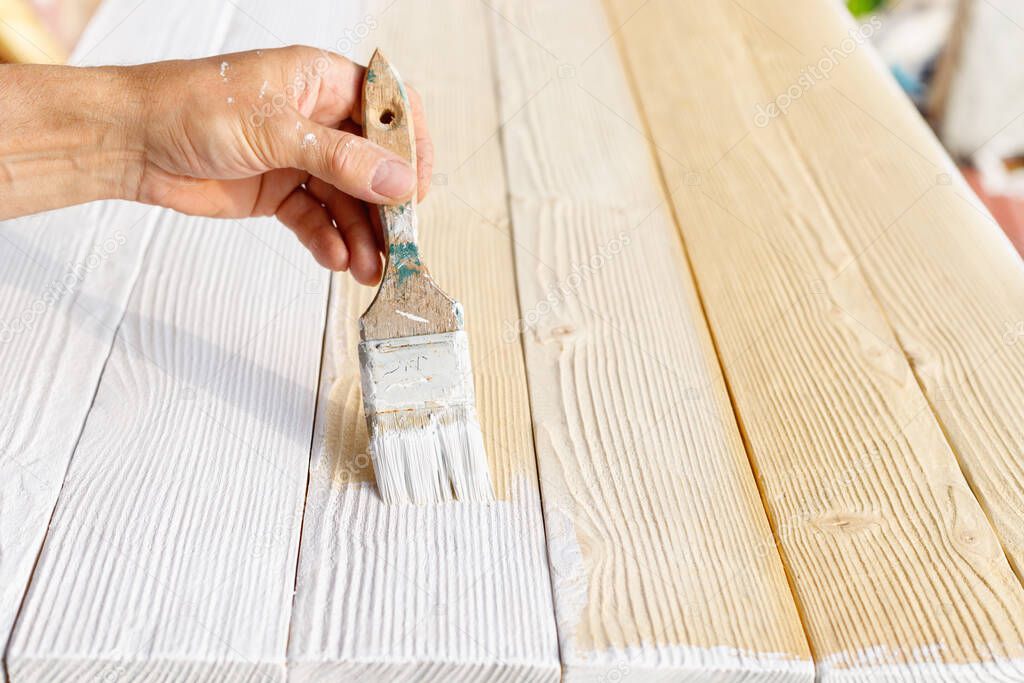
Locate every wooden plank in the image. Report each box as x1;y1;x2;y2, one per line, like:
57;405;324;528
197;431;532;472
5;0;334;679
285;0;559;680
0;0;222;677
767;0;1024;580
610;0;1024;678
0;203;153;683
485;1;813;681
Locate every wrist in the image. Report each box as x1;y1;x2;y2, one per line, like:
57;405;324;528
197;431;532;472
0;64;148;216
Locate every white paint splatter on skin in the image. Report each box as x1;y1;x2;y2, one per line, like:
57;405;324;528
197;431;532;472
302;133;317;147
219;61;229;80
226;96;234;104
258;80;269;98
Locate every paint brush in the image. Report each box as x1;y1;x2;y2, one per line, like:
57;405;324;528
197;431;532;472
357;49;494;504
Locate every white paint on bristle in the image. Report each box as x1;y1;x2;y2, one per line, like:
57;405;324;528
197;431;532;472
360;332;493;504
369;406;492;504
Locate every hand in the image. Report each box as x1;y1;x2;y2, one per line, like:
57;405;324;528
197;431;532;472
131;46;433;284
0;47;433;285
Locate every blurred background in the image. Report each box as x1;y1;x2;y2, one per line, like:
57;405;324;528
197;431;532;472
2;0;1022;254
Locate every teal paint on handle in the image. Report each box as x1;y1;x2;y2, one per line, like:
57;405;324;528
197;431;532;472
389;241;422;286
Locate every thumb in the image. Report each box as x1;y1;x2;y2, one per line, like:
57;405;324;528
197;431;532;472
272;120;416;204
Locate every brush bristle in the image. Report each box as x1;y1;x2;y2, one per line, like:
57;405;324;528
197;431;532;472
368;406;494;504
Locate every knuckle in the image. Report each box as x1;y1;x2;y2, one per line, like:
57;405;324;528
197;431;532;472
282;44;311;60
242;120;277;167
327;135;366;180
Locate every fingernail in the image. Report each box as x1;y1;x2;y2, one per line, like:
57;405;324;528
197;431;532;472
371;159;416;199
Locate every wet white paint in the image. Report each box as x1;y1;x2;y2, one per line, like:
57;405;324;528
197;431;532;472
359;331;474;412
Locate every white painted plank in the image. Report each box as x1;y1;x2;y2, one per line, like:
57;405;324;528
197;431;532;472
8;212;326;682
0;203;153;683
486;1;813;681
5;0;334;679
286;0;559;680
0;0;228;678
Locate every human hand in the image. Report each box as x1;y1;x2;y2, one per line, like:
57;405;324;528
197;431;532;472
129;46;433;284
0;47;432;284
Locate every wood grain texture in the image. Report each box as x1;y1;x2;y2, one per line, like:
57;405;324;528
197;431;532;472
7;212;327;681
486;1;812;680
286;0;558;679
609;0;1024;679
766;0;1024;582
4;0;333;679
0;3;204;676
0;203;153;683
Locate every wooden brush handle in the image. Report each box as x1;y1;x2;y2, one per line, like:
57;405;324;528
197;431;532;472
362;49;415;171
359;49;461;341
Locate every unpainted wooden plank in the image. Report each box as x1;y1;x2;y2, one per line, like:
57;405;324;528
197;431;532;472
743;0;1024;583
486;1;813;681
5;0;335;679
285;0;559;680
609;0;1024;679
